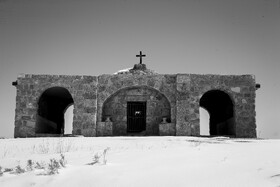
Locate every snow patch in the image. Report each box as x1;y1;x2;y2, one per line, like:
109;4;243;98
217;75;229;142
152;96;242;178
114;67;132;75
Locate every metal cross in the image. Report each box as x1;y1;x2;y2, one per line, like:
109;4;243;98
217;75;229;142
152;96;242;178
136;51;146;64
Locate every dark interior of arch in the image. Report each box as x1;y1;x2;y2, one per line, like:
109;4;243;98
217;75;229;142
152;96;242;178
199;90;235;136
36;87;74;134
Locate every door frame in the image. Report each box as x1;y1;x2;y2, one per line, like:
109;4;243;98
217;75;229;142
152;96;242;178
127;101;147;133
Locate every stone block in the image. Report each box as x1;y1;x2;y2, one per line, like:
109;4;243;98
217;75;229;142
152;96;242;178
22;115;31;120
190;119;200;136
147;78;156;87
177;74;190;84
83;107;96;114
98;75;110;85
20;126;35;137
97;121;113;136
231;87;241;93
164;75;176;84
176;122;191;136
159;123;176;136
81;128;96;137
83;92;97;99
113;121;127;135
177;92;190;101
25;121;35;128
177;83;190;92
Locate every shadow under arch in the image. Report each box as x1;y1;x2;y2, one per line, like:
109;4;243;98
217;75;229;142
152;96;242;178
102;86;171;136
199;89;235;136
36;87;74;135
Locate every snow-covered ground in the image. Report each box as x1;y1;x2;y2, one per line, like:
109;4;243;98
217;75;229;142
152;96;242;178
0;137;280;187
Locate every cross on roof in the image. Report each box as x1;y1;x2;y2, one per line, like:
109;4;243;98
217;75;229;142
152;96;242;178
136;51;146;64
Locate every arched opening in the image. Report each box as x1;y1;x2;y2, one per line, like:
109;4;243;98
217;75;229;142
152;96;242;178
102;86;171;136
199;90;235;136
199;107;210;136
36;87;74;135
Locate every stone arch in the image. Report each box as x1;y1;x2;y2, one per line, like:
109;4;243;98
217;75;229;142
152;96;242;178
102;86;171;135
199;89;235;136
35;87;74;135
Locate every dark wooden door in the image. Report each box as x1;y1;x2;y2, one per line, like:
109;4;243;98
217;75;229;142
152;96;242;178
127;102;146;132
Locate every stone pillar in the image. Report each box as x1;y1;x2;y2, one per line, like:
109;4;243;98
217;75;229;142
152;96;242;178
72;76;98;137
234;85;257;138
96;121;113;136
14;74;37;138
176;74;191;136
188;102;200;136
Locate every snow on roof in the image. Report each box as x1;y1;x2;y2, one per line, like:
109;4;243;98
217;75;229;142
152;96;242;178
113;67;132;75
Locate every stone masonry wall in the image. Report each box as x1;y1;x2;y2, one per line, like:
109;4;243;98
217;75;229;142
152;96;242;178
14;74;97;137
97;74;177;127
176;74;256;138
101;86;171;136
14;71;257;138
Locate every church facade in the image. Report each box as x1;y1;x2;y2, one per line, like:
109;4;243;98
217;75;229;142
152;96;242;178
12;63;259;138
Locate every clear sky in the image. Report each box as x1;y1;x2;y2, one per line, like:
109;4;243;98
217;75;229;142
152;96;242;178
0;0;279;138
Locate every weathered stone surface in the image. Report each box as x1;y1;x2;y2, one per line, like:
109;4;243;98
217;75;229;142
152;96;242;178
177;74;190;84
102;86;172;136
97;121;113;136
13;64;258;138
159;123;176;136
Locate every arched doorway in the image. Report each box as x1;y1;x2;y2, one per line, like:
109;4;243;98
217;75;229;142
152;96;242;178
102;86;171;136
199;90;235;136
36;87;74;135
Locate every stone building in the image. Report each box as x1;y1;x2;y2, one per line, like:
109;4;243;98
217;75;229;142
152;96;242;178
12;61;260;138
